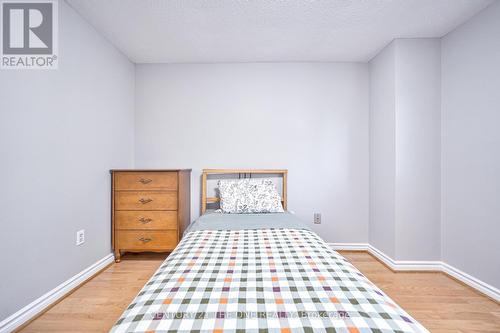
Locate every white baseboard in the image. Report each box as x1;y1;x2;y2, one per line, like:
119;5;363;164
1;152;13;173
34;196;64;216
367;245;442;271
329;242;369;251
442;262;500;302
0;253;114;333
330;243;499;302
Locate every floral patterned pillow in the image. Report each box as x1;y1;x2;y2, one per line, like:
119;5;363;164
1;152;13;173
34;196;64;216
217;179;246;213
218;179;284;214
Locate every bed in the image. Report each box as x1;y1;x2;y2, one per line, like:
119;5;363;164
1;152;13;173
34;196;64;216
110;170;428;333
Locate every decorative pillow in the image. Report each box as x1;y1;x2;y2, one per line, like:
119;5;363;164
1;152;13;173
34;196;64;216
244;179;284;214
217;179;284;214
217;179;248;213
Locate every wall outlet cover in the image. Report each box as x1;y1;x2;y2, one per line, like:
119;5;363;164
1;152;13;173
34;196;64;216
314;213;321;224
76;229;85;246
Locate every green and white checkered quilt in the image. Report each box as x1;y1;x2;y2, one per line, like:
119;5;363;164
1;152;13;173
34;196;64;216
110;228;428;333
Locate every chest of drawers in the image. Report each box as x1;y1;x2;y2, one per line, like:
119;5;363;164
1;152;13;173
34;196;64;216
111;170;191;262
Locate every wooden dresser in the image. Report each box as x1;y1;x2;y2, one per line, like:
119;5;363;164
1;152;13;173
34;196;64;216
111;169;191;262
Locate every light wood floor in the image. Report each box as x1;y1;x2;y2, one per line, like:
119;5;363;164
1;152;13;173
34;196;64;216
18;251;499;333
18;253;168;333
342;252;500;333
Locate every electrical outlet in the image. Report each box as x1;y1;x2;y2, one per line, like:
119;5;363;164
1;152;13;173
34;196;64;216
314;213;321;224
76;229;85;246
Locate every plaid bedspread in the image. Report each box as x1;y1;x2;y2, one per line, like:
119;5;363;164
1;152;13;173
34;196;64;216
111;228;428;333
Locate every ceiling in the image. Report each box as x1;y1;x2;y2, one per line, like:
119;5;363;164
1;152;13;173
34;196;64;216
66;0;494;63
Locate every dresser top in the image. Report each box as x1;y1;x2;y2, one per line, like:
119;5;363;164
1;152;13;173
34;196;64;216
110;169;192;172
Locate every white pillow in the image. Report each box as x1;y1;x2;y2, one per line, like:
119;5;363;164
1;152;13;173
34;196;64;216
217;179;284;214
217;179;246;213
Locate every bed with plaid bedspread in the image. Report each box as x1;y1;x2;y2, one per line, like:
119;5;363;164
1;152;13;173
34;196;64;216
111;227;428;333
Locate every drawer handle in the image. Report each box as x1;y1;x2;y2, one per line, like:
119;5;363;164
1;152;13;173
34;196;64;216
138;217;153;224
139;178;153;184
139;237;152;243
139;198;153;204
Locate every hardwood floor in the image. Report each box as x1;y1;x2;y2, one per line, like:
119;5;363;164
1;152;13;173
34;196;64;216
341;251;500;333
18;251;499;333
18;252;168;333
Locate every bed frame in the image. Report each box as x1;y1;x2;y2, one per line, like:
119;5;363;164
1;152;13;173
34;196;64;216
201;169;287;214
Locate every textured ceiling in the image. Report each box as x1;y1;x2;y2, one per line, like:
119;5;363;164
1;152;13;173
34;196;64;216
66;0;494;63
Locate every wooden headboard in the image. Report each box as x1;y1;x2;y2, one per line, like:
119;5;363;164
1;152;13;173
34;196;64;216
201;169;288;214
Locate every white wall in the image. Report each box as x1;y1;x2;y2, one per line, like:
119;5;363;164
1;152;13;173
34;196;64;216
369;39;441;261
0;1;135;321
394;39;441;261
441;1;500;288
135;63;369;243
369;42;396;258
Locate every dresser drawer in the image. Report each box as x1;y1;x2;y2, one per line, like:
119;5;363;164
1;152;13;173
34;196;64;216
115;211;177;230
115;191;177;210
114;172;178;190
111;169;191;262
116;230;178;250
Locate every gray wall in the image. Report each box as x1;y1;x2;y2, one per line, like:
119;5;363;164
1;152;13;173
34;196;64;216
368;42;396;258
394;39;441;261
369;39;441;261
441;1;500;288
0;1;135;321
134;63;369;243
